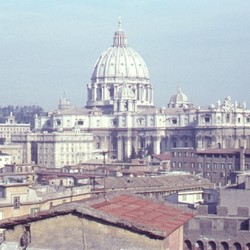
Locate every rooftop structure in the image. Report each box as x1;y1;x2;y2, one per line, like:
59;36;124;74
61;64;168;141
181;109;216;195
184;175;250;249
168;86;190;108
0;174;91;220
0;194;194;249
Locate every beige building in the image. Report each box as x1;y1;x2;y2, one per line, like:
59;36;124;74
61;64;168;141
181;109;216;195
0;113;30;145
0;177;91;220
0;144;23;164
12;129;95;168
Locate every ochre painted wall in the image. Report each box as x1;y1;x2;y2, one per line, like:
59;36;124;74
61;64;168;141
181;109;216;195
4;213;166;250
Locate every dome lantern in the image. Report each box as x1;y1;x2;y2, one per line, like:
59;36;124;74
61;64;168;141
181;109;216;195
113;18;127;47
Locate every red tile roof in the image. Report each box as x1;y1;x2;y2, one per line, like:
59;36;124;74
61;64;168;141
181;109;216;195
91;194;193;236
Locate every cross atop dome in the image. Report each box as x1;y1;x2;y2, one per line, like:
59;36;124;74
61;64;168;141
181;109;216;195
177;86;182;93
113;18;127;47
118;16;122;31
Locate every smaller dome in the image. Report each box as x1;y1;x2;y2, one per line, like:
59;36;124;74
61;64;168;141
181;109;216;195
168;87;189;108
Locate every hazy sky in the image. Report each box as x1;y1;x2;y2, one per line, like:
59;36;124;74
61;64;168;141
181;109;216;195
1;0;250;110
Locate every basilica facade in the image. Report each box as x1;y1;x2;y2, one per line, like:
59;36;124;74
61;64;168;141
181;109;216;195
13;21;250;167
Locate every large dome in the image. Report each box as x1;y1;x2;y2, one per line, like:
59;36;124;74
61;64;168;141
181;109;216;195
86;20;154;113
91;46;149;82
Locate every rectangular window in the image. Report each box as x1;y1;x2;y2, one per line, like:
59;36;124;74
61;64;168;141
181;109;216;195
205;117;210;123
198;162;202;169
196;193;202;199
172;152;177;157
182;194;187;201
30;207;40;215
13;196;20;209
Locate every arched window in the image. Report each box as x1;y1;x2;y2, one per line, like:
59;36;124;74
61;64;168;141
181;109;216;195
208;241;216;250
246;243;250;250
233;242;242;250
195;241;204;250
221;242;229;250
184;240;192;250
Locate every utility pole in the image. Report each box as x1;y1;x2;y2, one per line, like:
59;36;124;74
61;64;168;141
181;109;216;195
102;151;108;199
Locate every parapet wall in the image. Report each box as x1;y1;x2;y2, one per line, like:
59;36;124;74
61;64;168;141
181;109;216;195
184;205;250;249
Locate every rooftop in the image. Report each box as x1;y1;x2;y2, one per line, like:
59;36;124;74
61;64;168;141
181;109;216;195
95;174;212;192
0;194;194;238
91;194;194;236
152;153;171;161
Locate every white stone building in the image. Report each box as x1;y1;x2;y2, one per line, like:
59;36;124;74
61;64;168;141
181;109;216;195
0;144;23;164
12;21;250;165
0;153;11;169
12;129;94;168
0;113;30;145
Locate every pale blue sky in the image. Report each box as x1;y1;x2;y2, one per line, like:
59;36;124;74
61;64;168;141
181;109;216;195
0;0;250;110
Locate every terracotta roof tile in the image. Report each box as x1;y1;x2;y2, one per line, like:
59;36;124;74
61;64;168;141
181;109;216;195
91;194;193;236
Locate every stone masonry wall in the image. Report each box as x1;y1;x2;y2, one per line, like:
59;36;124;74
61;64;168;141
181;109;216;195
4;213;165;250
220;189;250;216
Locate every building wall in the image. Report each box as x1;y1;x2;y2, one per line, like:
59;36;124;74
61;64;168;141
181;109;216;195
0;154;11;168
0;184;91;220
32;95;250;160
0;115;30;145
3;213;166;250
10;95;250;163
169;148;246;186
167;226;184;250
12;131;95;168
219;188;250;216
0;144;24;164
184;211;250;249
